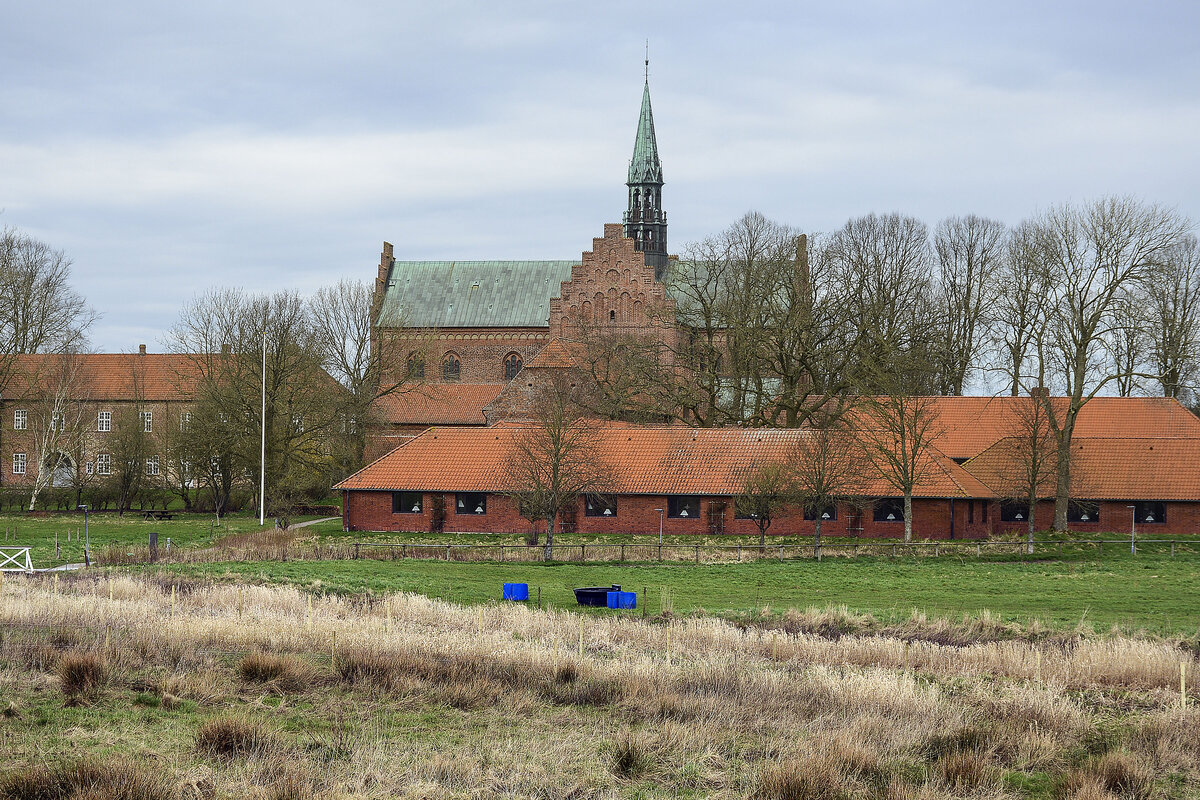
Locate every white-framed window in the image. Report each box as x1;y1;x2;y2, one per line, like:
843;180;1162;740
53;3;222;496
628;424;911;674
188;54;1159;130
12;452;27;475
180;411;191;431
85;461;94;475
13;409;27;430
97;411;111;432
96;453;111;475
146;455;160;476
292;414;304;432
51;412;65;432
140;410;153;432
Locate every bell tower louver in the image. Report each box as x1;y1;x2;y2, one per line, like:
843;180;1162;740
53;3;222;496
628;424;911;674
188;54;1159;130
623;67;667;277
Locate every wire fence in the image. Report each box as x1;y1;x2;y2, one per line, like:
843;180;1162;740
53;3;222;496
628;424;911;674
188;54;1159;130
83;536;1200;567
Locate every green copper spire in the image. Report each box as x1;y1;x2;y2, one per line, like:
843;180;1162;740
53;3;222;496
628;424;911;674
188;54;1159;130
628;79;663;184
624;65;668;275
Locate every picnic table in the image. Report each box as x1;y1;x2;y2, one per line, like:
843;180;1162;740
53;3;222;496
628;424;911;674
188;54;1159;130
142;509;175;521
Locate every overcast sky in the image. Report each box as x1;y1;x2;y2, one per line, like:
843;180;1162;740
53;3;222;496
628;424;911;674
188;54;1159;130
2;1;1198;352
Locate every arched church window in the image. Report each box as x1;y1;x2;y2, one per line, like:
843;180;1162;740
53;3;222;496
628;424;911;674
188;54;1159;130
503;353;523;380
441;352;461;382
406;353;425;379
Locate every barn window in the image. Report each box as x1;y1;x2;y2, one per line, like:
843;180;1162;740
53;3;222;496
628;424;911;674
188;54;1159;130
393;491;423;514
1001;502;1028;522
456;492;486;515
667;496;700;518
803;505;838;521
584;494;618;517
1133;501;1166;523
872;498;904;522
504;353;523;380
1067;500;1099;523
442;353;461;382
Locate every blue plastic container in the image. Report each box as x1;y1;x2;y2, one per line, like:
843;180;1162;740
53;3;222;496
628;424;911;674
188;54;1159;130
606;590;636;610
503;583;529;601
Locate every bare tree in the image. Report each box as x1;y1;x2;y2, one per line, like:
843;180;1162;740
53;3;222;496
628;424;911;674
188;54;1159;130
859;392;942;543
1110;292;1149;397
787;422;868;554
734;461;793;550
310;279;433;471
1147;235;1200;399
1033;197;1190;531
991;394;1060;554
932;215;1005;394
826;213;937;394
22;351;91;511
504;377;611;560
992;221;1054;395
0;226;95;360
168;288;347;518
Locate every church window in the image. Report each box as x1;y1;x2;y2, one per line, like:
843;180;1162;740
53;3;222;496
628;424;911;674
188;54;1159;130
406;353;425;379
503;353;522;380
442;353;461;382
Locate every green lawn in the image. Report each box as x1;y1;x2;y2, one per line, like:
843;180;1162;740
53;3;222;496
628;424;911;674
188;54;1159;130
0;511;279;567
152;551;1200;636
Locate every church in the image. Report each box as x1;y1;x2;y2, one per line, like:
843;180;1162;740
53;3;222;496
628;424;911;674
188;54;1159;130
367;75;678;456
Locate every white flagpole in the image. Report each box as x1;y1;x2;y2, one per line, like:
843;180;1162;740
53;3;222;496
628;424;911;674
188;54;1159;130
259;330;266;526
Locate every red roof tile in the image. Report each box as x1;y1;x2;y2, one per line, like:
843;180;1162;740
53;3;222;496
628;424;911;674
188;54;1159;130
523;338;582;369
372;384;506;426
337;424;991;498
964;437;1200;501
852;396;1200;460
5;353;205;401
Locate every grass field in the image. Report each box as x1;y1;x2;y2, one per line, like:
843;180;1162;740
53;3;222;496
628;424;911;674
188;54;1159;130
2;573;1198;799
152;550;1200;637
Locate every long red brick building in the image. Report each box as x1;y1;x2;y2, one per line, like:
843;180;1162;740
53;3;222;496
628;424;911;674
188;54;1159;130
337;397;1200;538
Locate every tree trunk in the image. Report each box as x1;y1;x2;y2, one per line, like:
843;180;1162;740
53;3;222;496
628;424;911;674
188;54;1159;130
1026;503;1036;555
543;513;556;561
903;494;913;543
1053;435;1071;533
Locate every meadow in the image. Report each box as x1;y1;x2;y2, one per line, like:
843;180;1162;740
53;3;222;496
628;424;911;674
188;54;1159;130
1;571;1199;799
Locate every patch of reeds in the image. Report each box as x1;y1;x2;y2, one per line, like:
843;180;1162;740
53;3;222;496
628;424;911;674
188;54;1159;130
55;652;107;699
196;716;278;760
237;650;309;692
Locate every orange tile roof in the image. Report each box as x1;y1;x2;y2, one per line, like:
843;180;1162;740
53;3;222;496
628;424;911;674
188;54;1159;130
523;338;582;369
4;353;206;401
964;437;1200;501
372;384;506;426
851;396;1200;460
337;423;992;498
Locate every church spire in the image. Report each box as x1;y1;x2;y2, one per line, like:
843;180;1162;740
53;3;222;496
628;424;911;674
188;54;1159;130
623;61;667;276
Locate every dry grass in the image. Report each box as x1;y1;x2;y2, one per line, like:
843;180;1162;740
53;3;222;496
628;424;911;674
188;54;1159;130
0;758;175;800
196;715;279;759
55;651;107;698
1;572;1198;799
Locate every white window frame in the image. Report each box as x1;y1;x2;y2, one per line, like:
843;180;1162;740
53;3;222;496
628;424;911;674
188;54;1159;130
97;411;111;432
12;452;27;475
292;414;304;433
85;461;94;475
146;455;160;476
51;411;65;432
13;409;27;431
97;453;111;475
180;411;191;431
140;410;153;433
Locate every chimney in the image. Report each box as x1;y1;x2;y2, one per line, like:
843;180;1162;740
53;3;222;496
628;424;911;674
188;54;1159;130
221;343;231;356
1029;386;1049;398
138;344;147;355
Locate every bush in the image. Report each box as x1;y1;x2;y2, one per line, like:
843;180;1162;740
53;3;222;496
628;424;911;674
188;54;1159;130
196;716;277;759
56;652;108;698
0;758;174;800
237;651;309;692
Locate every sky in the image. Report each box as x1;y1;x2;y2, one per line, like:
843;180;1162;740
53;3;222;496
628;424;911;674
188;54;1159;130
2;1;1199;352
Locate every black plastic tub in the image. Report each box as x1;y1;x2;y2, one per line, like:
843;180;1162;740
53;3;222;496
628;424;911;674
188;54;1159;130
573;585;621;607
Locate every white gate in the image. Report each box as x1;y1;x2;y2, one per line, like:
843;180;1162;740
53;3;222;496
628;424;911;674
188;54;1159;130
0;547;33;573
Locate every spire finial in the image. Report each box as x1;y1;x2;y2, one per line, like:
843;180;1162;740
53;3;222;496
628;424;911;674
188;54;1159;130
644;40;649;82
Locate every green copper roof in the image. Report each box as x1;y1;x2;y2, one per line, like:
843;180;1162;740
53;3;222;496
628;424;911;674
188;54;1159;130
377;261;578;328
628;80;663;185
